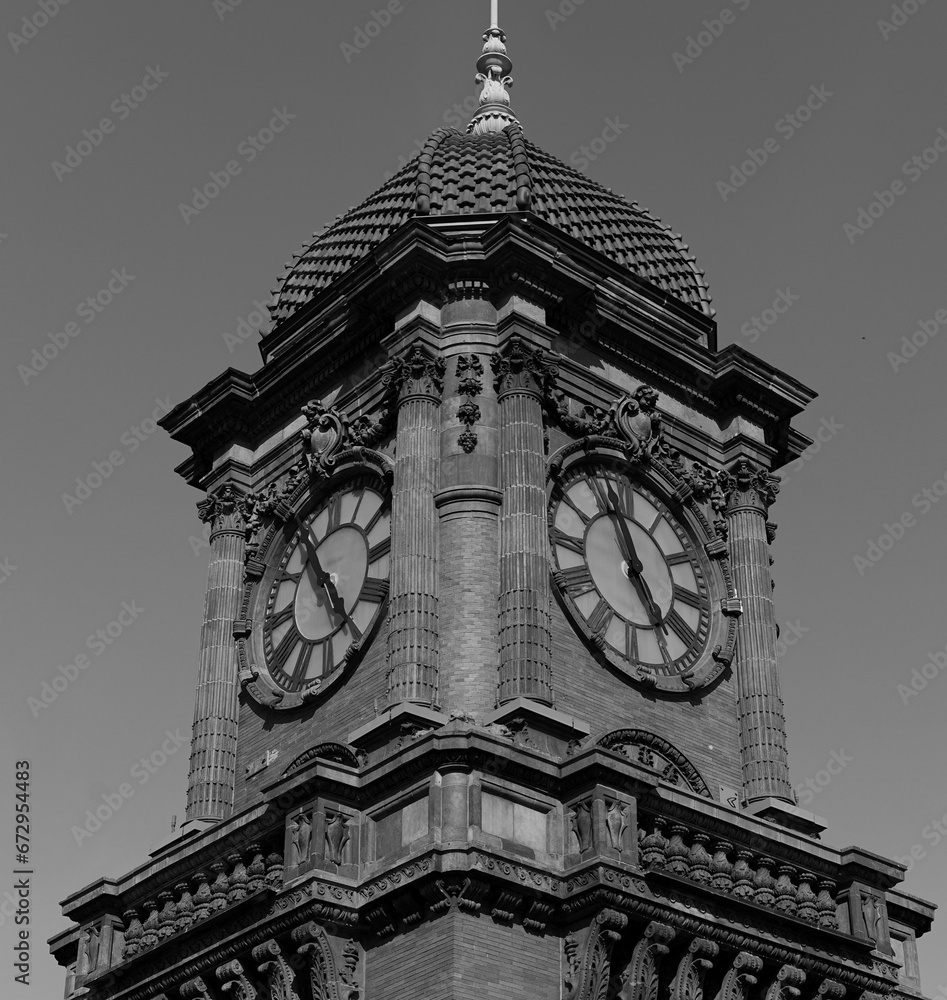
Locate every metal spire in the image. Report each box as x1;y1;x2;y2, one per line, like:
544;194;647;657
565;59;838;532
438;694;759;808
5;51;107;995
467;0;519;135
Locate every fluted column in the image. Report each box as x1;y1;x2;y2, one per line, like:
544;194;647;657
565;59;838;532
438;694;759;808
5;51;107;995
186;484;252;822
492;338;557;705
718;461;791;802
385;344;445;706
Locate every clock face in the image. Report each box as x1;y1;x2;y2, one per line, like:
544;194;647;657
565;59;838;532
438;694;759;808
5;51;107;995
550;466;710;680
260;478;391;693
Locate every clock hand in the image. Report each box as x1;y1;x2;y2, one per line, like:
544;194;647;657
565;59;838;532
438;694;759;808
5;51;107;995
294;515;355;630
599;481;665;627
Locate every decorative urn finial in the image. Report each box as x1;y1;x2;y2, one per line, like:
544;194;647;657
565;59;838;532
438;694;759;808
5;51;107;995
467;0;520;135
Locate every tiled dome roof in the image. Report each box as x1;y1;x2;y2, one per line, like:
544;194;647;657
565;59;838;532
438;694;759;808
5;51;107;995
272;124;713;324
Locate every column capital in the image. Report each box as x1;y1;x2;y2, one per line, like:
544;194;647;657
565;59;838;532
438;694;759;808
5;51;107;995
383;343;446;405
491;336;558;401
197;483;254;538
714;460;779;517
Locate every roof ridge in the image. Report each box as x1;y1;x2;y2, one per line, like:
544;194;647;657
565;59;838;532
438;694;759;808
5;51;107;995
506;122;532;211
416;127;458;216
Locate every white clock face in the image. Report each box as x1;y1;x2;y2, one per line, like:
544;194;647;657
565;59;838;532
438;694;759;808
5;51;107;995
551;466;710;679
262;478;390;693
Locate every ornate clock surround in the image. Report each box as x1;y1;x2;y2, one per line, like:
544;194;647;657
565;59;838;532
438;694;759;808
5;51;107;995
236;449;393;712
547;437;739;696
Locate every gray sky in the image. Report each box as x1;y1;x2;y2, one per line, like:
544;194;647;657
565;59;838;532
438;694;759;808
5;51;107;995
3;1;947;995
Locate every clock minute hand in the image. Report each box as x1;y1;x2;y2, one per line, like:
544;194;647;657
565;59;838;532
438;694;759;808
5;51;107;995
600;482;664;628
294;516;352;627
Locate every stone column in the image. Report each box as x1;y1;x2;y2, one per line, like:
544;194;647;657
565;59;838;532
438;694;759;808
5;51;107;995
718;461;791;802
186;484;251;822
492;337;557;705
385;344;445;707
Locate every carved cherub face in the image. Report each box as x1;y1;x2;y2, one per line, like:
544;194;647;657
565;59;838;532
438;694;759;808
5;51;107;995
634;385;659;412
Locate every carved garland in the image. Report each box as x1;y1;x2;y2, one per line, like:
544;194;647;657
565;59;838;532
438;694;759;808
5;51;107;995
455;354;484;453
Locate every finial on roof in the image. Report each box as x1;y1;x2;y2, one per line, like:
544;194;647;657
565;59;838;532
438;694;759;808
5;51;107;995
467;1;519;135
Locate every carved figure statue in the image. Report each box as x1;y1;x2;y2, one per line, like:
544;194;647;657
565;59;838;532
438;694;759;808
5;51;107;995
294;813;312;864
861;893;885;946
287;818;299;866
78;925;100;975
325;813;350;865
572;801;593;852
606;801;629;853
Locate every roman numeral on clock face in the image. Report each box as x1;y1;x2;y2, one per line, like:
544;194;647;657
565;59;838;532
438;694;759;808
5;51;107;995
665;609;697;647
360;577;389;603
587;598;613;635
553;528;584;555
270;626;301;671
673;585;701;609
559;565;595;595
267;604;295;630
665;551;691;566
291;641;316;682
326;494;342;532
368;537;391;562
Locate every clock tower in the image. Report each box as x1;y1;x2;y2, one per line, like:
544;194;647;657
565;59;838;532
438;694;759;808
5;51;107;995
51;10;934;1000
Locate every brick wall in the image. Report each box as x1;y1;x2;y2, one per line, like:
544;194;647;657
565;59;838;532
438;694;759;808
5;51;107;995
366;910;560;1000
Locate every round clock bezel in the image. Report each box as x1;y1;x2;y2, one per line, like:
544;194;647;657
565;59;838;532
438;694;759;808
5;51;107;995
548;447;731;695
241;466;392;711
